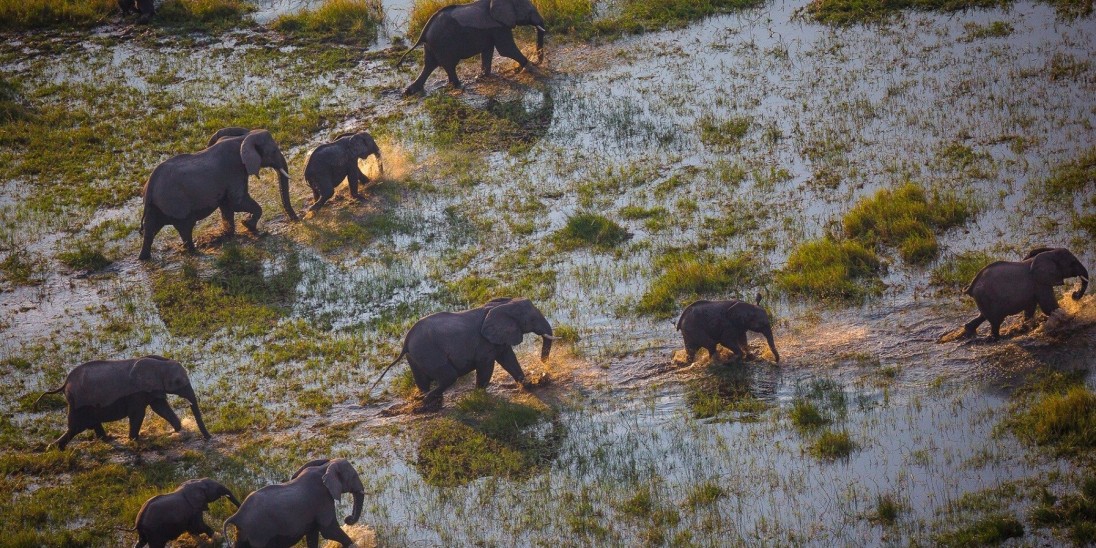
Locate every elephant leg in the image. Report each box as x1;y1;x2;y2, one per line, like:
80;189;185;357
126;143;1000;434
189;516;215;539
319;521;354;547
139;212;164;261
92;422;110;440
1024;303;1037;321
493;32;530;71
405;52;439;95
309;184;334;212
736;333;752;359
118;0;135;15
54;412;88;449
237;195;263;233
1034;285;1059;316
127;403;147;440
176;221;198;254
963;314;985;336
990;319;1002;341
306;530;320;548
135;0;154;22
442;62;462;89
475;362;494;388
219;204;236;236
480;45;494;76
409;359;431;395
705;344;722;363
149;398;182;432
422;366;457;407
495;346;527;385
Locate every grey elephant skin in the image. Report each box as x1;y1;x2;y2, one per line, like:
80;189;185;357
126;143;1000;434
963;247;1089;339
304;132;383;212
139;128;298;260
676;299;780;365
224;458;365;548
130;478;240;548
373;297;557;407
118;0;155;23
398;0;546;95
35;355;211;450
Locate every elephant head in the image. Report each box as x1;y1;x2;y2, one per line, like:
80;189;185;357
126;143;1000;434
290;459;365;525
1028;247;1089;300
132;357;213;440
727;303;780;362
181;478;241;509
337;132;384;177
489;0;546;50
481;298;557;362
240;130;298;222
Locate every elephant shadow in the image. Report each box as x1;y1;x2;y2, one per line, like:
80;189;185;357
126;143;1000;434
424;86;555;152
684;360;780;422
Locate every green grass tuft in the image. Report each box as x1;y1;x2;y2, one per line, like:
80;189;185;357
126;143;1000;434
273;0;384;43
552;213;631;251
1006;385;1096;457
698;114;751;150
57;240;112;272
156;0;256;32
935;514;1024;546
686;363;770;420
872;493;903;525
842;182;973;265
809;428;856;459
776;237;883;301
805;0;1005;25
0;0;115;30
790;399;830;432
1042;147;1095;198
930;251;994;290
638;250;761;317
1031;475;1096;545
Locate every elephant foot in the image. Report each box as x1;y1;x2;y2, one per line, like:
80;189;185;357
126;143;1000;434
414;398;443;413
403;85;424;97
242;221;259;234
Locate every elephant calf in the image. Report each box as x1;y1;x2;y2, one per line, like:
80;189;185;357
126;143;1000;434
962;247;1088;339
372;297;558;409
676;299;780;366
35;355;211;450
224;458;365;548
131;478;240;548
304;132;383;212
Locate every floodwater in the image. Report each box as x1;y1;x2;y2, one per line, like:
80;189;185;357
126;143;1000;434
1;0;1095;545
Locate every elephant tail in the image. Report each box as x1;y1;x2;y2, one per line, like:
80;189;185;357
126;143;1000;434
222;517;235;544
33;382;67;409
396;6;451;67
368;348;407;391
139;205;146;237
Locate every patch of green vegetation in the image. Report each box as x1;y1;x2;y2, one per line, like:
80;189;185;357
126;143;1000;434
445;268;557;307
1042;147;1095;198
961;20;1013;40
273;0;384;43
790;400;830;432
0;79;30;122
637;250;760;317
805;0;1005;25
0;248;43;286
698;115;750;150
1006;385;1096;457
531;0;596;34
552;213;631;251
872;493;903;525
842;182;974;265
157;0;256;32
600;0;763;33
619;205;669;221
776;237;883;302
415;391;560;487
57;239;112;272
1032;475;1096;545
935;514;1024;547
299;208;415;252
420;93;552;155
686;362;770;420
809;428;856;459
683;481;727;509
930;250;994;290
0;0;114;30
207;400;272;433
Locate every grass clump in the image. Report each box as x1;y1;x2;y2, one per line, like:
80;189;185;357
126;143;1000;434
421;94;553;155
603;0;763;33
790;400;830;432
842;182;973;265
686;363;770;420
935;514;1024;546
872;493;903;525
0;248;43;286
552;213;631;251
57;240;112;272
157;0;256;32
809;428;856;459
1031;475;1096;545
683;481;727;508
1042;147;1095;198
273;0;384;43
1006;385;1096;457
961;20;1013;40
805;0;1005;25
0;79;30;122
638;250;760;318
930;250;994;290
698;115;750;150
0;0;114;30
776;237;883;301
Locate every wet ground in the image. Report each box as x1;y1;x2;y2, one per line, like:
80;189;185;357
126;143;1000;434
1;0;1095;545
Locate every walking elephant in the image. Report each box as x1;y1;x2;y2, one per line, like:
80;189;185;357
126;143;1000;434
130;478;240;548
223;458;365;548
398;0;546;95
372;297;558;408
961;247;1088;339
139;128;298;260
34;355;211;450
676;299;780;366
304;132;383;212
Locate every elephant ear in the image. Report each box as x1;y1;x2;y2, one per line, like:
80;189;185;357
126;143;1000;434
482;300;524;346
240;130;269;176
349;135;371;158
1031;250;1066;286
129;356;175;393
181;479;208;509
322;459;353;500
489;0;518;27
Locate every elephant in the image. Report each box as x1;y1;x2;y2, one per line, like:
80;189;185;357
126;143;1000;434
961;247;1088;339
34;355;211;450
676;299;780;366
372;297;558;408
130;478;240;548
139;128;298;260
397;0;547;95
303;132;383;212
223;458;365;548
118;0;155;23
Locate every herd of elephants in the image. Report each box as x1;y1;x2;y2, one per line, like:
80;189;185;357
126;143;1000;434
25;0;1092;546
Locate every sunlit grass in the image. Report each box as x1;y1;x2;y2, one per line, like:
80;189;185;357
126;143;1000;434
408;0;594;39
552;212;631;251
935;514;1024;546
0;0;115;30
776;237;883;301
637;250;760;317
842;182;973;265
157;0;256;32
930;250;994;290
1007;385;1096;457
273;0;384;43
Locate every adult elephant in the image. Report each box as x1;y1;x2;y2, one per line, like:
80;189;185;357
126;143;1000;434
130;478;240;548
961;247;1088;339
34;355;211;450
223;458;364;548
304;131;383;212
372;297;558;408
139;128;298;260
397;0;547;95
676;299;780;366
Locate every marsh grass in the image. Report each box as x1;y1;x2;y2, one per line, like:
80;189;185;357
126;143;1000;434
156;0;256;32
930;250;993;290
602;0;763;33
685;363;769;420
961;20;1013;40
805;0;1005;25
637;250;760;317
697;114;750;151
1042;147;1095;198
1006;385;1096;457
0;248;43;286
552;212;631;251
421;94;552;155
273;0;384;43
790;400;830;432
842;182;973;265
872;493;903;525
776;237;883;301
0;0;115;30
1031;475;1096;544
935;514;1024;546
57;239;112;272
809;428;856;459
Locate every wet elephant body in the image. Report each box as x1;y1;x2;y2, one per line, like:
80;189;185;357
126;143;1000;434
36;355;211;450
677;299;780;366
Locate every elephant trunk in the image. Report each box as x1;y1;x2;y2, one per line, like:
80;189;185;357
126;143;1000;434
763;327;780;363
374;149;384;178
1074;264;1089;301
535;320;555;363
275;154;298;222
179;385;212;439
225;490;241;508
345;491;364;525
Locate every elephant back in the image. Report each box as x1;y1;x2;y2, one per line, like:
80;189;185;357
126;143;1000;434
65;356;178;409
